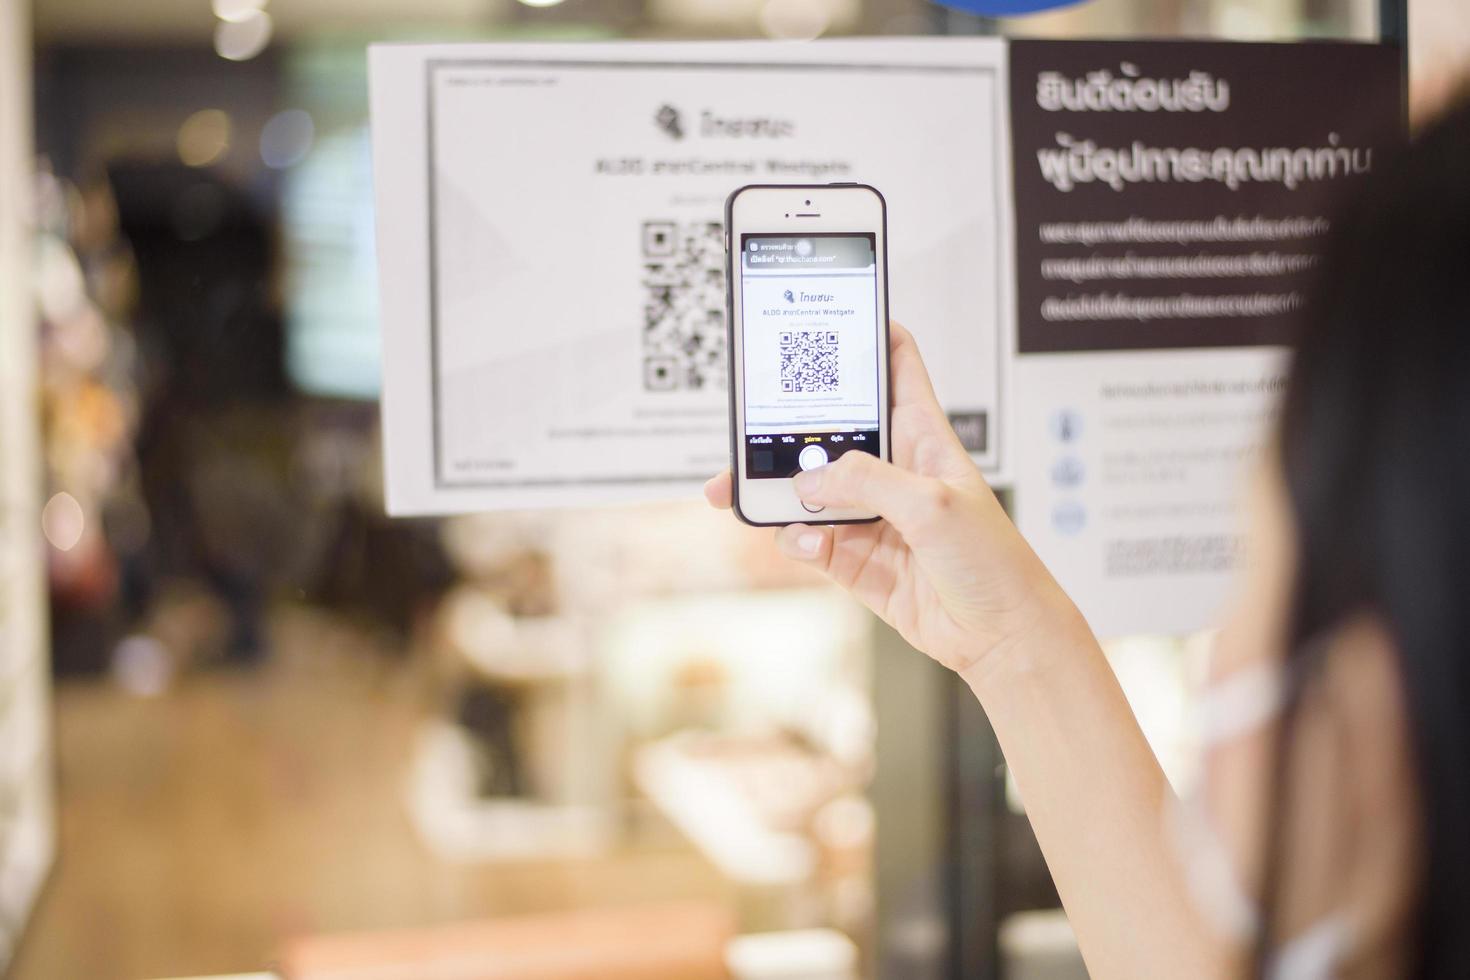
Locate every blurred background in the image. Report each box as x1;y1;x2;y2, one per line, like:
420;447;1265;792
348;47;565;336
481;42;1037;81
0;0;1458;978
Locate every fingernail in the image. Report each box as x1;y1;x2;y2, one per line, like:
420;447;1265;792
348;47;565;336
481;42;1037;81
793;467;822;496
798;531;822;555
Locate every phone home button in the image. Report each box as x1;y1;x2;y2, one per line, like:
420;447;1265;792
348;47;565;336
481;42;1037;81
801;500;825;515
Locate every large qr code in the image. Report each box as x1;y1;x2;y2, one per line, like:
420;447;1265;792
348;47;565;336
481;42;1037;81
641;220;726;392
780;331;840;393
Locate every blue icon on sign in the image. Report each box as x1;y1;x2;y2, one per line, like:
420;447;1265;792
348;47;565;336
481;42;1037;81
1051;500;1087;537
1050;409;1083;444
1051;456;1085;489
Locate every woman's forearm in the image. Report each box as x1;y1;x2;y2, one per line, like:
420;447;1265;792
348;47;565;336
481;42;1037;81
961;605;1233;980
714;326;1244;975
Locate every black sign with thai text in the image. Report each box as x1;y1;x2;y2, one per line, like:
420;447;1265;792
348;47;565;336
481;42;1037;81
1010;40;1402;354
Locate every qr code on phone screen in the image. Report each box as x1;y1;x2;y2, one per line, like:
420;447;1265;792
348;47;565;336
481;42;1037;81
641;220;726;391
780;331;840;393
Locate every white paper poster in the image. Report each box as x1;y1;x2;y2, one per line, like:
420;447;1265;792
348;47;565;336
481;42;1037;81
370;39;1011;515
1012;348;1287;638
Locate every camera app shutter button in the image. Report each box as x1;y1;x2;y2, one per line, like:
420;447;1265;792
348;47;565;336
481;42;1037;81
798;445;828;471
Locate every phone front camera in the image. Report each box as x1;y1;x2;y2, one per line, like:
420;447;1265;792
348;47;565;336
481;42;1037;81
804;199;811;206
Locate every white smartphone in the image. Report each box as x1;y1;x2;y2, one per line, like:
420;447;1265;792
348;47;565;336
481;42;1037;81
724;183;891;527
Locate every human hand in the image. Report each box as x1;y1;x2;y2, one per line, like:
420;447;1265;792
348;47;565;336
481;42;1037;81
705;322;1082;677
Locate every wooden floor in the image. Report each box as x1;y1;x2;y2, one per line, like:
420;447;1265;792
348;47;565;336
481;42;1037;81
10;611;729;980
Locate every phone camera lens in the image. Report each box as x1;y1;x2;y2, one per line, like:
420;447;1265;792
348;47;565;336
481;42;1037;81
804;199;811;206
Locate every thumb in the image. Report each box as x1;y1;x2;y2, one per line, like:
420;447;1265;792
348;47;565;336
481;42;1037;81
793;451;952;542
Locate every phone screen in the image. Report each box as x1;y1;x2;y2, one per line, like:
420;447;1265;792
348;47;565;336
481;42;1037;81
738;233;882;479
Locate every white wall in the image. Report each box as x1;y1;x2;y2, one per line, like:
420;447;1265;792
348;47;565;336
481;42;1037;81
0;0;57;966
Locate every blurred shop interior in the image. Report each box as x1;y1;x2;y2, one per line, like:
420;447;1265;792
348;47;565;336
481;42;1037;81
0;0;1459;978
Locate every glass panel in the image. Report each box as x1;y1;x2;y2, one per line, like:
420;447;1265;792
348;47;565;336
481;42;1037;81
16;2;1404;978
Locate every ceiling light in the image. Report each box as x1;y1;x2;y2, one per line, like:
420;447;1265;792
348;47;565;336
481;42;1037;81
211;0;267;24
214;10;272;62
759;0;834;40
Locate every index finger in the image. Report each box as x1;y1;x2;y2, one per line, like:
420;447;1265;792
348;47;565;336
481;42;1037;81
703;470;733;510
887;320;942;414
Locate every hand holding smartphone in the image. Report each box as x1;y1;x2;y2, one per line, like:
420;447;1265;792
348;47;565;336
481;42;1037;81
724;183;892;526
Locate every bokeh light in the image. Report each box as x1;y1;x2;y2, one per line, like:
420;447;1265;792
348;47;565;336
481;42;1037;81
211;0;267;23
260;108;315;169
213;10;272;61
111;635;174;698
758;0;834;40
40;492;85;552
35;236;86;324
176;108;232;167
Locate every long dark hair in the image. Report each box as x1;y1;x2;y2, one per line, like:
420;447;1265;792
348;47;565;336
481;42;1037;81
1273;97;1470;977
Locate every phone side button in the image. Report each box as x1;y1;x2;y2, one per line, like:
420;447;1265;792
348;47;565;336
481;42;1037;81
801;500;825;514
